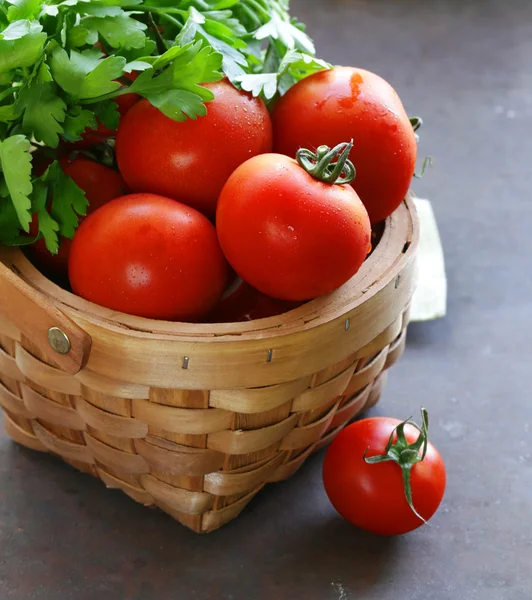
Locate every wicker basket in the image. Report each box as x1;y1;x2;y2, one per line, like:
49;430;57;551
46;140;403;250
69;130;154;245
0;197;418;533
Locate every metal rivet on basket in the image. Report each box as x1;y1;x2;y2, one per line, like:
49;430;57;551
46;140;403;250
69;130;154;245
267;349;273;363
182;356;189;370
344;319;350;332
48;327;71;355
395;275;401;289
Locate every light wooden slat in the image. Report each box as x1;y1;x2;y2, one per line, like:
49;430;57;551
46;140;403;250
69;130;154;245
76;397;148;439
84;433;149;474
21;384;86;431
204;453;286;496
140;474;213;515
16;344;81;395
132;399;233;435
134;439;224;476
207;414;299;455
209;376;312;414
291;364;355;412
32;420;93;463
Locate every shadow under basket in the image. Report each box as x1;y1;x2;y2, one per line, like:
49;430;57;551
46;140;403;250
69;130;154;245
0;197;418;533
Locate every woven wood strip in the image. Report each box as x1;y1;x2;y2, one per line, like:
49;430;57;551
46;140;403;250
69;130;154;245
132;398;233;435
291;364;355;412
343;346;389;397
366;371;388;410
0;347;24;382
77;369;150;400
269;444;315;482
21;384;86;431
32;420;93;463
353;315;403;360
328;385;372;431
3;411;46;451
385;328;407;369
134;438;224;476
281;400;340;450
140;474;213;515
201;487;263;533
96;467;154;506
207;413;299;455
204;452;286;496
84;433;150;474
16;345;81;395
0;313;21;342
209;375;312;414
76;397;148;439
0;381;30;417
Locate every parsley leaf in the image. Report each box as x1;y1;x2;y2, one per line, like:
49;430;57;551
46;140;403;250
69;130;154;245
235;72;278;99
235;50;330;101
0;134;33;232
6;0;44;22
83;13;148;50
17;80;67;147
254;7;315;55
0;18;41;40
51;47;125;100
62;106;97;142
50;162;88;239
130;41;223;120
0;103;20;122
31;177;60;253
0;23;46;73
92;100;120;129
177;8;247;80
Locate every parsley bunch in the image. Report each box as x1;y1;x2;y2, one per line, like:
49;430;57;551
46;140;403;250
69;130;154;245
0;0;329;254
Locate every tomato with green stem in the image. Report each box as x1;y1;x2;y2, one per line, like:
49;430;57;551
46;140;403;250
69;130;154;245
272;66;418;225
216;141;371;301
322;409;446;536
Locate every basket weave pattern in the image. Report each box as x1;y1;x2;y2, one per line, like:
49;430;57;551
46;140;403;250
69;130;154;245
0;199;417;533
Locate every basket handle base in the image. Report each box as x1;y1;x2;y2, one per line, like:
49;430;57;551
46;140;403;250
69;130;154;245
0;261;91;375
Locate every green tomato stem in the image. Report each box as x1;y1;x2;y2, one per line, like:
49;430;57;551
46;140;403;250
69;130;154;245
296;141;356;185
363;407;430;524
0;87;16;103
78;87;132;106
414;156;433;179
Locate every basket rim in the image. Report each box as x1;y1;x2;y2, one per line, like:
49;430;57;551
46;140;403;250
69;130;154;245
1;196;418;344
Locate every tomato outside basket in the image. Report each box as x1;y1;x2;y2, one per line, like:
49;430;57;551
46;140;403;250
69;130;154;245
0;196;418;533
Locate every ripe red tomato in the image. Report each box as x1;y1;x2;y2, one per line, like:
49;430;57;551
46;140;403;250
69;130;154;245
272;67;417;224
207;277;302;322
216;143;371;301
116;79;273;216
323;413;446;535
69;193;228;321
28;157;125;282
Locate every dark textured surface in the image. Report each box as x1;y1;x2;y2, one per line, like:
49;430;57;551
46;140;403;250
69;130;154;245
1;1;531;598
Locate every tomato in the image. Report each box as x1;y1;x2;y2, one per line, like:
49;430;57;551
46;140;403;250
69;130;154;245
28;157;125;282
216;142;371;301
322;410;446;536
207;277;302;322
116;79;273;216
69;193;228;321
272;67;417;224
